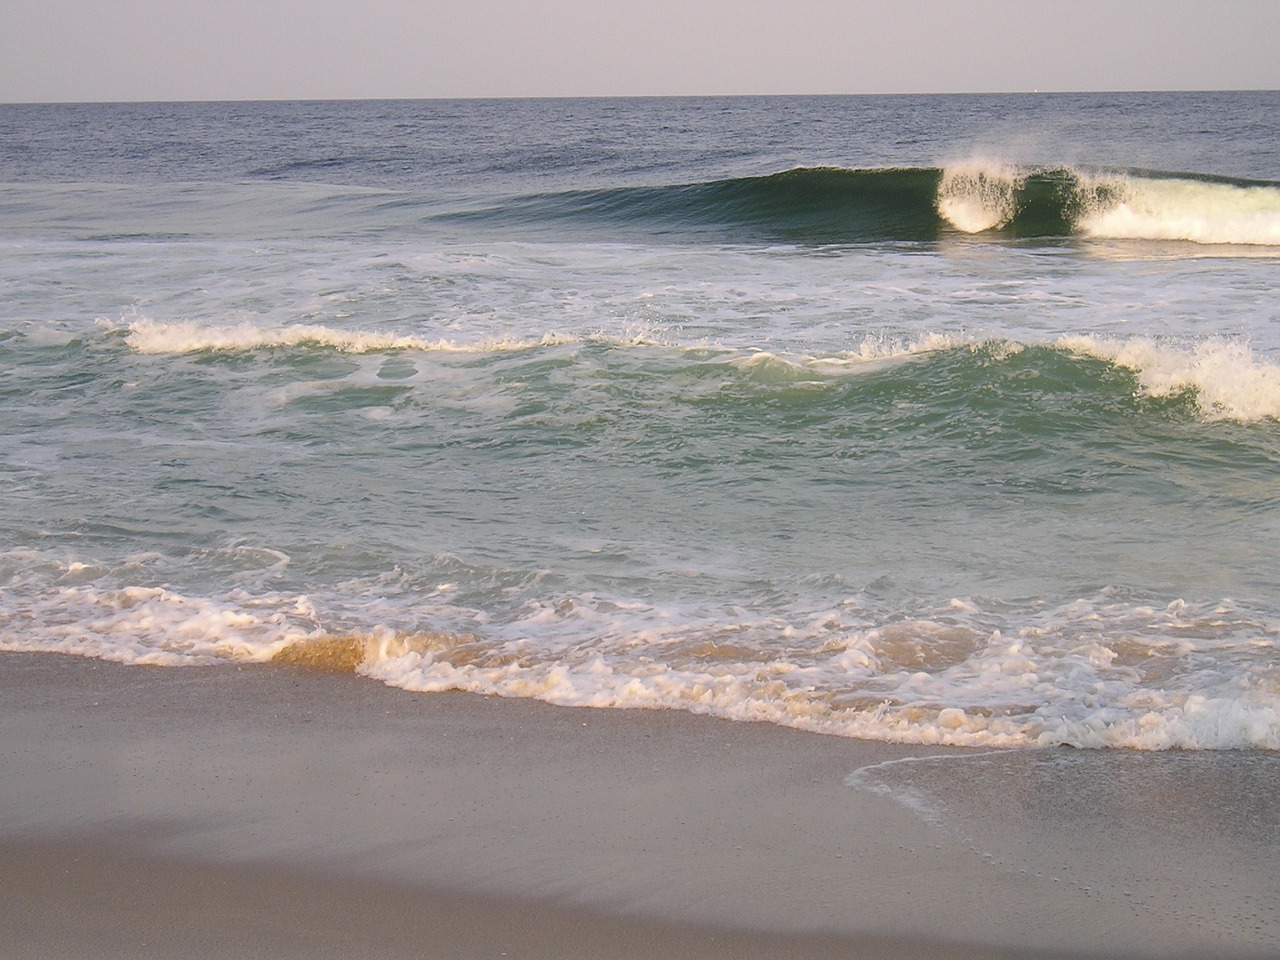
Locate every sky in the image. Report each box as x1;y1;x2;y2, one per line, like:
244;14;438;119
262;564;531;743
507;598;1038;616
2;0;1278;103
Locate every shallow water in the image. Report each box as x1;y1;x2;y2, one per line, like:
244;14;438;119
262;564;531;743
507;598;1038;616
2;93;1279;748
848;748;1280;948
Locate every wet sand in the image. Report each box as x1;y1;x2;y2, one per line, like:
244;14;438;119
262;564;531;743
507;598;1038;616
2;651;1277;959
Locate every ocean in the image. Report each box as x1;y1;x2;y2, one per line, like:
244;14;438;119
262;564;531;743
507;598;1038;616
2;92;1278;750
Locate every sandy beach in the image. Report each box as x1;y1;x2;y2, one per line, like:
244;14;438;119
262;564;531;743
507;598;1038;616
2;651;1277;959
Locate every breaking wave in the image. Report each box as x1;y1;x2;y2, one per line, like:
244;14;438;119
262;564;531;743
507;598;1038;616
445;164;1280;246
104;315;1280;424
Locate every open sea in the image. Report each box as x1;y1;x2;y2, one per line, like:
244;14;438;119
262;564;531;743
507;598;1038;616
2;92;1278;750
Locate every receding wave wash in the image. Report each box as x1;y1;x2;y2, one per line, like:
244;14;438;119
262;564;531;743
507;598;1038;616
2;92;1279;750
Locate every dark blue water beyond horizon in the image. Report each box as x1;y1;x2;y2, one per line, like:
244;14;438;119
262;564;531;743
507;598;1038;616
2;92;1279;748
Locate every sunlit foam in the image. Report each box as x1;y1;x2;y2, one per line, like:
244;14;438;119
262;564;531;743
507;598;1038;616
349;592;1280;751
1061;335;1280;421
5;565;1277;750
115;317;574;355
729;333;974;379
1078;176;1280;246
936;162;1021;233
103;315;682;356
0;582;314;665
936;163;1280;245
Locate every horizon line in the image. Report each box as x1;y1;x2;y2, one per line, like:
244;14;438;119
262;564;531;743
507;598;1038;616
3;87;1277;107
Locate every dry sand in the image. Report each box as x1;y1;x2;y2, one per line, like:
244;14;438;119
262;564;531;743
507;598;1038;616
2;651;1277;959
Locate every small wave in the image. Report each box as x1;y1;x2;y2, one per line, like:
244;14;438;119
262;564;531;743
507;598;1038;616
1061;335;1280;422
725;333;971;380
112;317;576;355
710;334;1280;424
820;331;974;364
107;317;1280;423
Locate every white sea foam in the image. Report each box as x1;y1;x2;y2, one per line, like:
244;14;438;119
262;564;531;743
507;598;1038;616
104;314;685;356
730;333;972;378
826;331;973;366
0;583;316;665
1061;335;1280;421
936;161;1280;245
110;312;971;373
1078;175;1280;246
114;317;575;355
5;557;1276;750
350;590;1280;752
936;161;1021;233
0;552;317;665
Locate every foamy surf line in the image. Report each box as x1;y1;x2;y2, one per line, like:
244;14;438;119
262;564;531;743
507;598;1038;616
4;567;1278;751
112;317;968;363
111;317;578;355
105;316;1280;422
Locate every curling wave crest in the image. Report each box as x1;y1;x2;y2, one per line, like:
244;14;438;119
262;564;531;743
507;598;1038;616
935;162;1280;245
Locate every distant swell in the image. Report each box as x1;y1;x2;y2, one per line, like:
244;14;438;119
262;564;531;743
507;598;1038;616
445;165;1280;245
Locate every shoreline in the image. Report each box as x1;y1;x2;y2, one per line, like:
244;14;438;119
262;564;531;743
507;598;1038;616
3;651;1277;959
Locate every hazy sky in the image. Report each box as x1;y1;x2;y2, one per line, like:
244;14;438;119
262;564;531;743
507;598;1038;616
3;0;1278;102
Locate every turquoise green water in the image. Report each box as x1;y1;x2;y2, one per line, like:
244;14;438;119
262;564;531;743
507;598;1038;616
2;94;1279;747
